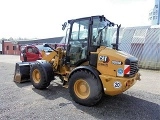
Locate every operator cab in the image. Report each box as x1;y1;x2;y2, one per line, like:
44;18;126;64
63;15;118;66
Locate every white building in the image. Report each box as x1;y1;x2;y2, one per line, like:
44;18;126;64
149;0;160;25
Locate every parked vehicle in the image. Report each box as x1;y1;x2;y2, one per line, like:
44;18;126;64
14;15;141;106
20;45;42;62
20;43;66;62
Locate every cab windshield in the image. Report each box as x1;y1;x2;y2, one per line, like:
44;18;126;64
92;17;114;47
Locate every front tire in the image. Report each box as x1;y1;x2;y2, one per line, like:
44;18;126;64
30;63;51;89
69;70;103;106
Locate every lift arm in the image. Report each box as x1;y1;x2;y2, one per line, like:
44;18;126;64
42;50;58;62
41;47;64;71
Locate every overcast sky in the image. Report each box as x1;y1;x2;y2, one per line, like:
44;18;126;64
0;0;154;39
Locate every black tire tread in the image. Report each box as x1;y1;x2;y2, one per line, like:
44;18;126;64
30;63;50;89
69;69;103;106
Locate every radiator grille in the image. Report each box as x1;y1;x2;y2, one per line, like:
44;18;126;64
130;61;138;76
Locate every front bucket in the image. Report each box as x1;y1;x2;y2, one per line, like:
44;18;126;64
14;62;31;83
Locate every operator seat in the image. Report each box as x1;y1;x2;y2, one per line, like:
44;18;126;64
81;46;87;59
70;45;82;64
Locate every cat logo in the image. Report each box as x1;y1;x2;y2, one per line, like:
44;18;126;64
99;56;108;62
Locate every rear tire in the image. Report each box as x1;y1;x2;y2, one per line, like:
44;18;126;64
30;63;51;89
69;70;103;106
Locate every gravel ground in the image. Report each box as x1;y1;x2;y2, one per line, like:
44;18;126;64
0;55;160;120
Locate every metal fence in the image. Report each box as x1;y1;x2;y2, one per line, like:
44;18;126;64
112;26;160;70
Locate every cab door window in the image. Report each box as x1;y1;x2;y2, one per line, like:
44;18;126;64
69;19;89;64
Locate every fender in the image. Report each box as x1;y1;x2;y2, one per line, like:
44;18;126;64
68;66;101;81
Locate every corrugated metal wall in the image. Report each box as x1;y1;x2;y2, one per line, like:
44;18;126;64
113;26;160;70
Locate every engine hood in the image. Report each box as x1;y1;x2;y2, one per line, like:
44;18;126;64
117;50;133;58
117;50;138;62
98;47;138;62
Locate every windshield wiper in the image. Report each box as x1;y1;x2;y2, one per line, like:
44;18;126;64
98;25;107;34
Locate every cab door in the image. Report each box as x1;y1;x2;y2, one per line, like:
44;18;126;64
67;19;89;66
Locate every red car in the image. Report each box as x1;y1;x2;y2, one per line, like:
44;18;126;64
20;45;42;62
20;44;65;62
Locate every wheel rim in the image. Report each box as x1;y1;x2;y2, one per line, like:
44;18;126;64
74;79;90;99
32;69;41;83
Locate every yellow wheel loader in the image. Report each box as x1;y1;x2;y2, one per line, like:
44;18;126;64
14;15;141;106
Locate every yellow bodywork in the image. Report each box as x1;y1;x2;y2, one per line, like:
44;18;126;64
14;46;140;96
74;79;90;99
92;46;141;95
38;46;141;96
95;46;129;75
99;72;140;95
32;69;41;84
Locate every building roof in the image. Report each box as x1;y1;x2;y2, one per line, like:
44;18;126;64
17;37;64;45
